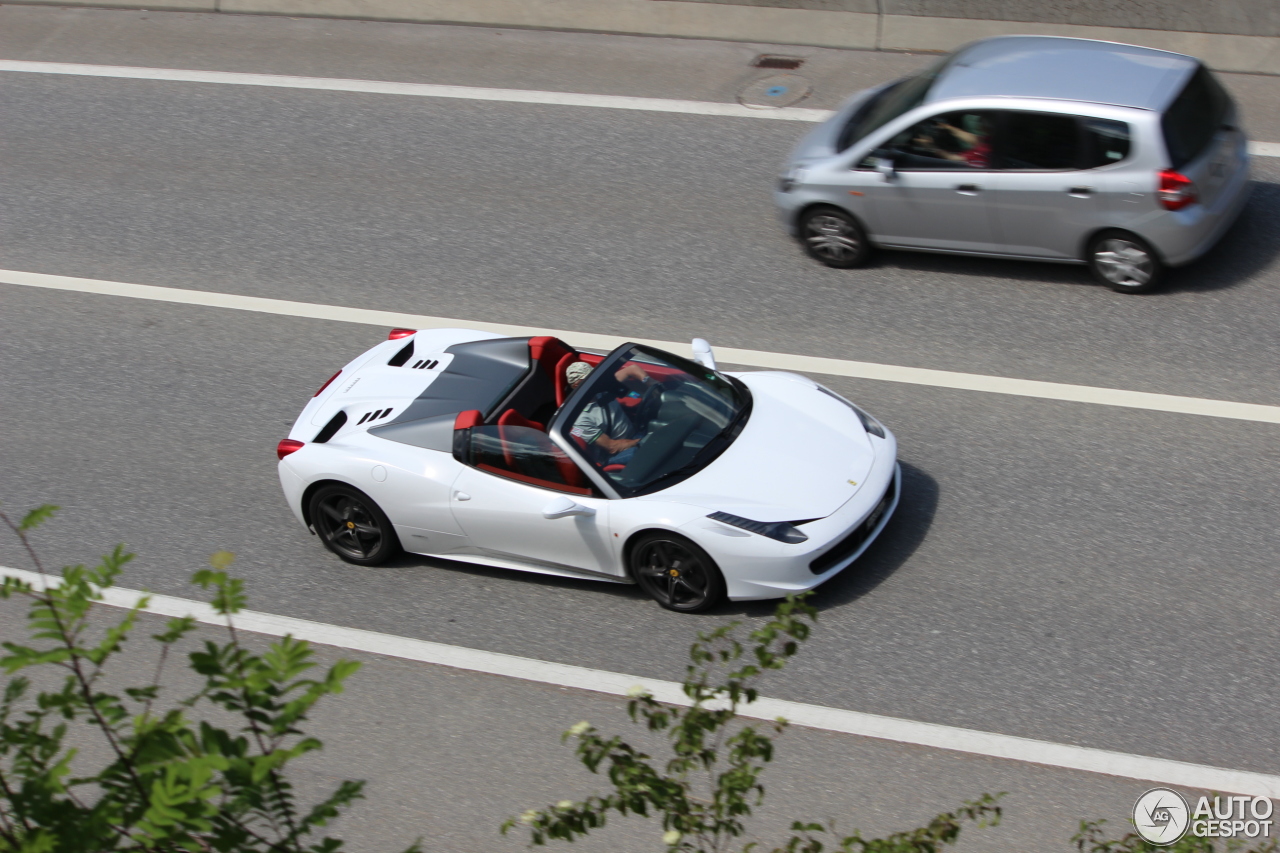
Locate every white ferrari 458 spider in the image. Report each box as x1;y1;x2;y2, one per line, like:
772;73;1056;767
277;329;900;612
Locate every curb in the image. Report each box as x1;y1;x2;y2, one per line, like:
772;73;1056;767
5;0;1280;75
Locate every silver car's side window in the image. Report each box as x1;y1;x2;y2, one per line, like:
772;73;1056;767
1001;112;1081;170
1081;118;1132;168
863;110;995;171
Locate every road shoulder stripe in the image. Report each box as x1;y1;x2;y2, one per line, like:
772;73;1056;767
1;565;1276;798
3;59;1280;156
0;59;832;122
4;267;1280;424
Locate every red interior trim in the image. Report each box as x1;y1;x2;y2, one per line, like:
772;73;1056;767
454;409;483;430
476;463;593;496
497;408;545;431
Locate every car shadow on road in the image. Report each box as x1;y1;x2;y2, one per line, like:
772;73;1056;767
855;179;1279;294
1161;179;1280;294
379;461;938;618
718;459;939;619
379;549;651;603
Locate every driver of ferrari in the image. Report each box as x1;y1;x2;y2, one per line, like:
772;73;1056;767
565;360;651;466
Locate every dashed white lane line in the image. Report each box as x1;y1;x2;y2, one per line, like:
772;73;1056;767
0;60;832;122
1;565;1275;798
3;59;1280;157
6;267;1280;425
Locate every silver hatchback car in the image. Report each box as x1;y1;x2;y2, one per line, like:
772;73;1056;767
774;36;1251;293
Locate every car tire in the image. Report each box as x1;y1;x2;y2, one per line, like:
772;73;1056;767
309;484;402;566
798;206;872;269
629;531;726;613
1087;230;1165;294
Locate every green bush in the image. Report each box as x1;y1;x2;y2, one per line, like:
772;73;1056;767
0;504;420;853
504;593;1003;852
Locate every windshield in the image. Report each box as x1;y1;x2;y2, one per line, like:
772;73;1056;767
556;345;751;497
835;54;952;152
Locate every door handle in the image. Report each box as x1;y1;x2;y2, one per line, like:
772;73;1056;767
454;491;471;501
955;183;980;194
1068;186;1094;197
542;496;596;519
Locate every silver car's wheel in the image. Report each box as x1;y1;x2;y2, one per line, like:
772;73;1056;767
799;207;871;269
1087;231;1164;294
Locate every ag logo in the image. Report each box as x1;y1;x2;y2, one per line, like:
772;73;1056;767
1134;788;1191;845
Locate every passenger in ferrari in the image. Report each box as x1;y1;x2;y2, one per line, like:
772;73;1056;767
565;360;651;466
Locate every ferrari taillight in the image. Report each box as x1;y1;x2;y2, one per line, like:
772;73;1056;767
1157;170;1197;211
314;370;341;397
277;439;304;460
388;328;416;340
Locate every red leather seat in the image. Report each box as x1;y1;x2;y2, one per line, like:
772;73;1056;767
498;422;586;489
497;408;544;431
530;336;607;406
555;353;586;405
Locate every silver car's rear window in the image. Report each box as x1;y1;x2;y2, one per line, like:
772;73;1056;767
1161;65;1232;169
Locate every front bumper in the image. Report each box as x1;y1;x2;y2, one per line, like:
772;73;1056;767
717;460;902;601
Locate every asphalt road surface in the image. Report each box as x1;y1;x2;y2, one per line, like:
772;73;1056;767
2;7;1279;845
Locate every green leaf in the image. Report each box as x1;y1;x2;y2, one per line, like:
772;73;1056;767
18;504;60;531
209;550;236;571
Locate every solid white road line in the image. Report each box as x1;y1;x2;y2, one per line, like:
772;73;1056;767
0;60;832;122
4;60;1280;157
1;564;1276;798
6;267;1280;425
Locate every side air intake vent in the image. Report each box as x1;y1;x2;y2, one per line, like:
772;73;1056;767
356;408;395;425
388;340;415;367
314;410;348;443
410;359;440;370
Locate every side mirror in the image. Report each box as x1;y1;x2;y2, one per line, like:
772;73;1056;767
874;155;897;181
691;338;717;370
542;495;596;520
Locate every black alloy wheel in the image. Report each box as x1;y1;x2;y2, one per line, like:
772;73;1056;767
630;532;726;613
1087;230;1165;294
309;484;401;566
798;206;872;269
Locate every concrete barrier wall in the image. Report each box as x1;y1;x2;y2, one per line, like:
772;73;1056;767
10;0;1280;74
672;0;1280;39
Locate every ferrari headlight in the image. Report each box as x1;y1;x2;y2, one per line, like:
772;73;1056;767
817;386;886;439
708;512;809;544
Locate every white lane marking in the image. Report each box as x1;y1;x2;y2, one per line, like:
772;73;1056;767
4;60;1280;157
1;564;1275;798
6;59;1280;158
0;60;832;122
6;267;1280;424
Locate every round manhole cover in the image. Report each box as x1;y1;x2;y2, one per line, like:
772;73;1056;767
737;74;812;109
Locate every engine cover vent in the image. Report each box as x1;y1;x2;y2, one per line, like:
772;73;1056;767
357;408;395;425
388;340;415;367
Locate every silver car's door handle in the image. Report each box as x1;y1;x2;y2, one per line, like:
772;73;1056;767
454;491;471;501
955;183;980;194
1068;186;1094;197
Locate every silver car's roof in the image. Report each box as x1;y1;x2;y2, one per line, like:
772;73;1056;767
927;36;1199;111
